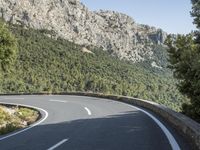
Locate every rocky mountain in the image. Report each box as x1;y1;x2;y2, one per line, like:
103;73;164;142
0;0;168;67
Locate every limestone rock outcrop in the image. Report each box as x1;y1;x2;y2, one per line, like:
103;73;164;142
0;0;167;65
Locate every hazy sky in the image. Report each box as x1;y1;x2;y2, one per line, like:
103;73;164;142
80;0;196;34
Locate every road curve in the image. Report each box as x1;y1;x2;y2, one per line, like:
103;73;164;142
0;95;191;150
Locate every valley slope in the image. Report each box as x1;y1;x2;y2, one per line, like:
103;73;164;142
0;24;187;111
0;0;187;111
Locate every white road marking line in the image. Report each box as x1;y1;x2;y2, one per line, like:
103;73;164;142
49;99;68;103
84;107;92;116
0;102;48;141
47;139;68;150
122;102;180;150
4;97;24;100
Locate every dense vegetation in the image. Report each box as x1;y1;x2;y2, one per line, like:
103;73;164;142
0;23;188;111
0;105;39;135
165;0;200;122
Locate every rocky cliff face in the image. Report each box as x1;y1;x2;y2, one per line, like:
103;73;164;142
0;0;167;66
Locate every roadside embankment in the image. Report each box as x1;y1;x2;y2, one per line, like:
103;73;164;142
0;104;40;135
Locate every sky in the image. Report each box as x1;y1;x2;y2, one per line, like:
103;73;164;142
80;0;196;34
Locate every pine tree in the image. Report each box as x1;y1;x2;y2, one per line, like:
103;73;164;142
0;21;17;71
165;0;200;122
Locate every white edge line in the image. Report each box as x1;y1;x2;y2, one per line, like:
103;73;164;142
0;102;49;141
47;139;68;150
84;107;92;116
49;99;67;103
122;102;180;150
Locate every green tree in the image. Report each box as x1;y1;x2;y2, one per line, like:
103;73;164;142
191;0;200;29
165;0;200;122
0;21;17;71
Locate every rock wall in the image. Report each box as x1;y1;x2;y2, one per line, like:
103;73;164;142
0;0;167;64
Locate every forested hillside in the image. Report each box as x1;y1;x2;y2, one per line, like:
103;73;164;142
0;24;187;111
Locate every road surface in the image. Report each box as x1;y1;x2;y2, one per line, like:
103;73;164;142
0;95;191;150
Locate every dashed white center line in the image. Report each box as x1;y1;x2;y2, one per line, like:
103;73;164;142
47;139;68;150
84;107;92;116
49;99;68;103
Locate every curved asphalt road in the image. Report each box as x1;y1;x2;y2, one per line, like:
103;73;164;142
0;95;191;150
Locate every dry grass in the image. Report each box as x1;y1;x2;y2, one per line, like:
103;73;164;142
0;105;39;135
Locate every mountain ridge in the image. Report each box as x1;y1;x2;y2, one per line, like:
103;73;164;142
0;0;167;67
